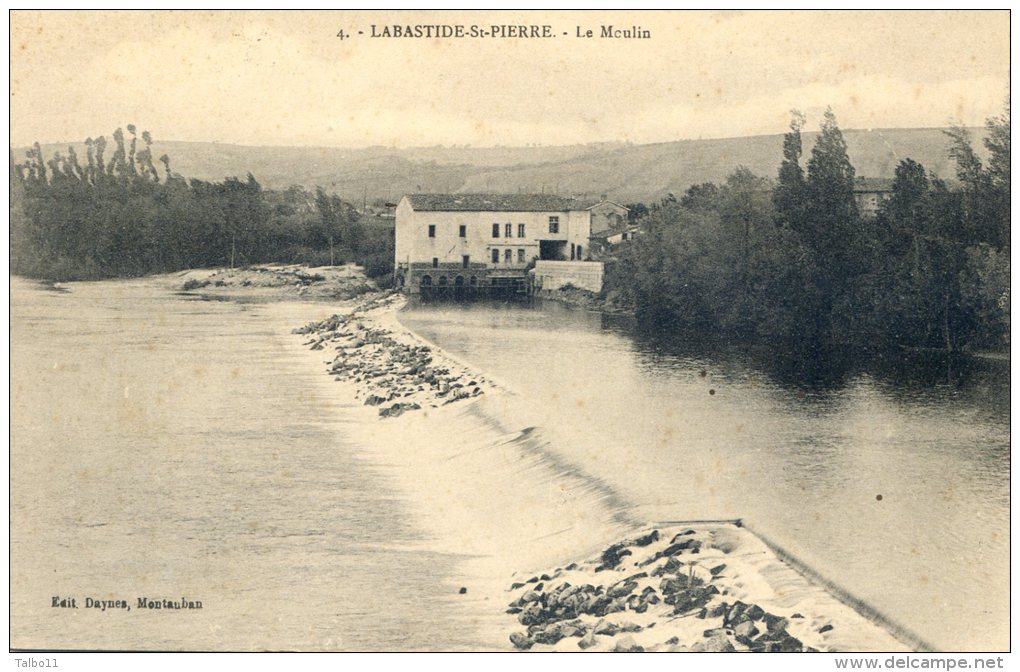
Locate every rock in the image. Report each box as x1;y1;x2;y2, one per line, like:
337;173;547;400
709;563;727;576
578;631;598;650
606;597;627;614
706;601;729;618
752;632;803;653
613;635;643;653
733;620;760;641
651;557;684;577
593;619;619;636
725;601;749;626
692;632;736;653
600;543;633;570
510;582;525;590
378;402;421;418
746;604;766;621
818;624;834;634
509;632;533;650
364;394;387;406
518;603;545;626
619;621;643;633
763;613;788;633
458;586;467;595
634;530;660;546
665;636;680;645
532;625;566;645
607;580;638;599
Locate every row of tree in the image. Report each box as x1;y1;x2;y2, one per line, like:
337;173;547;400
606;105;1010;355
9;128;394;281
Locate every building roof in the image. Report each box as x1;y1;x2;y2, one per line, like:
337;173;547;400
584;199;630;211
403;193;585;212
854;177;895;193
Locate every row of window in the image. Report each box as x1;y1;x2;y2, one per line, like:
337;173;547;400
420;275;476;287
430;248;532;268
426;216;561;239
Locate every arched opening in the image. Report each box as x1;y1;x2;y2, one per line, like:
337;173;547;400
438;275;448;286
420;274;432;287
454;275;464;287
469;276;478;286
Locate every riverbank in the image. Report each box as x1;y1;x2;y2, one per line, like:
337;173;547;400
536;285;633;315
178;264;377;301
281;285;915;653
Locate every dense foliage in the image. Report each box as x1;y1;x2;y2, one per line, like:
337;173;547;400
607;106;1010;355
10;127;394;281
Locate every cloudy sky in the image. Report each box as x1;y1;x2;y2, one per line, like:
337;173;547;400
10;10;1010;148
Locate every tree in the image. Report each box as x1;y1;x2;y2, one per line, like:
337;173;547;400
773;110;806;231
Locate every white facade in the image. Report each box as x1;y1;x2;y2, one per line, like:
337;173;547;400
395;195;594;284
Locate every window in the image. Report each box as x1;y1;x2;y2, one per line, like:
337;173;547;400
462;255;470;269
577;244;583;259
454;276;464;287
491;249;499;263
469;276;478;287
438;276;447;286
518;223;526;237
492;223;500;238
548;216;560;233
420;275;432;287
504;249;512;263
428;224;436;238
459;224;466;238
432;257;438;269
570;243;576;260
505;223;513;238
517;249;525;263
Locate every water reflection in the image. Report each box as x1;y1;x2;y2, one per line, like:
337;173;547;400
400;297;1009;651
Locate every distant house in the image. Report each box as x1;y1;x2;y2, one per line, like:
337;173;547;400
854;177;894;218
586;196;630;236
605;225;641;246
394;193;604;294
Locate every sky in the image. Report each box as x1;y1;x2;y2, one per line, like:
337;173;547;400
9;10;1011;149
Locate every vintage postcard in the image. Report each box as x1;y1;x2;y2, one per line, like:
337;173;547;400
8;9;1010;662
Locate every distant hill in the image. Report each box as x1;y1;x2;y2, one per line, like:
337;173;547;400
22;128;984;206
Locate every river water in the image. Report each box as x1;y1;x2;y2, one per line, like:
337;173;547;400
10;278;1009;652
399;299;1010;652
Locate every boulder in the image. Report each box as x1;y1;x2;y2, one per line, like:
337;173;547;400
613;635;644;653
600;543;633;570
692;632;736;653
578;631;598;650
593;619;619;636
509;632;533;650
607;580;638;599
634;530;660;546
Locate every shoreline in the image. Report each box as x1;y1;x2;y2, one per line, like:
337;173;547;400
276;278;917;653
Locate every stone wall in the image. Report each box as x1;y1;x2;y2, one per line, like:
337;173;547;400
534;260;604;293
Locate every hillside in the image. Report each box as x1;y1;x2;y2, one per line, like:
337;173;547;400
24;128;983;205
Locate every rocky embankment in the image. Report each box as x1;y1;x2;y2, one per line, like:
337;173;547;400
538;285;632;314
293;294;491;418
179;264;377;300
504;524;882;653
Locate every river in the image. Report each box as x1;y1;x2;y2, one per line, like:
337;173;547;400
399;298;1010;652
10;277;1009;651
